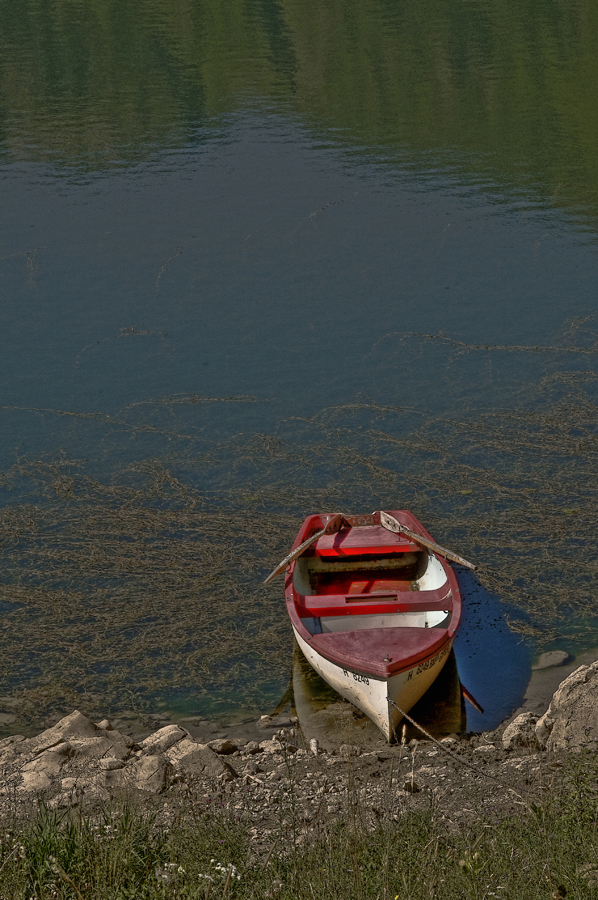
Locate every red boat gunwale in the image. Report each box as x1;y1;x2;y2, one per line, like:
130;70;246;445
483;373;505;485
285;510;462;678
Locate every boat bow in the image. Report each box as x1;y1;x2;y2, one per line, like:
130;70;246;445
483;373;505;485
308;625;451;679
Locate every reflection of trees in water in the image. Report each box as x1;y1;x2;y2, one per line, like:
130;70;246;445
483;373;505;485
1;329;598;732
0;0;597;223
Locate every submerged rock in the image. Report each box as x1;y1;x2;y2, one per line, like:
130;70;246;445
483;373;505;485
532;650;570;670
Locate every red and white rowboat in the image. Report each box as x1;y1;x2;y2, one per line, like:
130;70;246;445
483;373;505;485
268;510;470;741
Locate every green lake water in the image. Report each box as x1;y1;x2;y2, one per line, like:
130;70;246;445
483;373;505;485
1;0;598;734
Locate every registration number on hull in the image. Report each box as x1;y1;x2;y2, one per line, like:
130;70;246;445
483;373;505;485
416;643;450;675
342;668;370;685
340;641;450;686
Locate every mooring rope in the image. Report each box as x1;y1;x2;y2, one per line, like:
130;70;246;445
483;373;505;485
389;700;506;783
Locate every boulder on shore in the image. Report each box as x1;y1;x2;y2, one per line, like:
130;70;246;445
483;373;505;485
536;660;598;751
166;740;236;781
139;724;189;755
0;710;239;808
502;713;542;751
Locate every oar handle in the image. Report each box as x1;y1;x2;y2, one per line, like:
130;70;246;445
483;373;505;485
263;513;345;584
380;511;477;571
264;509;476;585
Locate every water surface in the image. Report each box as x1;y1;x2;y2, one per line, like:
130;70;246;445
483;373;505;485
1;0;597;734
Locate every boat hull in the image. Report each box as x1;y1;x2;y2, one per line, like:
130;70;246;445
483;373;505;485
282;509;463;742
293;625;453;741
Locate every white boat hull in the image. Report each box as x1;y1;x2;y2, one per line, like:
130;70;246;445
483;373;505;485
293;626;453;741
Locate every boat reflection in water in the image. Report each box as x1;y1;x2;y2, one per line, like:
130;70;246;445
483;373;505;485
287;569;534;749
291;644;465;751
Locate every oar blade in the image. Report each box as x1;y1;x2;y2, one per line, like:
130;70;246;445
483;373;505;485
461;683;484;713
379;510;402;534
380;510;477;571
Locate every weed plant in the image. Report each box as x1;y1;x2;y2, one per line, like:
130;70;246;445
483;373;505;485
2;325;598;730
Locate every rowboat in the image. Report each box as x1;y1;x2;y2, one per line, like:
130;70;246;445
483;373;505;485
291;644;466;751
266;510;471;741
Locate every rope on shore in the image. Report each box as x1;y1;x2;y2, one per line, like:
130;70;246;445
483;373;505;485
389;700;506;784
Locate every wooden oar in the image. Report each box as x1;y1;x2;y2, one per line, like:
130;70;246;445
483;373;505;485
379;510;477;571
263;513;346;584
461;683;484;713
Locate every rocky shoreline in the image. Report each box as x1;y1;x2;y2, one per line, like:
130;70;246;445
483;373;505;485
1;659;597;842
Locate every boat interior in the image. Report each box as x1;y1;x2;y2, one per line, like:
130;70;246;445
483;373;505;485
293;550;452;636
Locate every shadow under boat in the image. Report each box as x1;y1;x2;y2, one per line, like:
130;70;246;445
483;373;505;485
274;571;534;750
289;642;465;752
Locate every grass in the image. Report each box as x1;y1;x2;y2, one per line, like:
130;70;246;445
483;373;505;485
0;753;597;899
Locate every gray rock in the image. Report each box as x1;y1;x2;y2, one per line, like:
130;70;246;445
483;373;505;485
53;779;110;807
101;769;124;792
19;770;52;793
99;758;124;771
70;733;131;761
532;650;570;670
105;738;132;759
102;755;171;794
166;740;237;781
0;735;25;751
47;777;85;809
81;785;110;806
60;777;78;791
536;660;598;751
126;755;172;793
20;742;74;778
243;741;261;755
207;739;237;755
18;742;76;791
0;740;26;770
68;737;118;761
502;713;542;750
139;725;188;755
23;711;99;756
5;714;138;798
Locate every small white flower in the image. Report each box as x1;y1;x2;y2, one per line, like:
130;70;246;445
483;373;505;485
210;861;241;881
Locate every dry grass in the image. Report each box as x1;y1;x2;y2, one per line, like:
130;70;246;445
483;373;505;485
0;750;597;899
